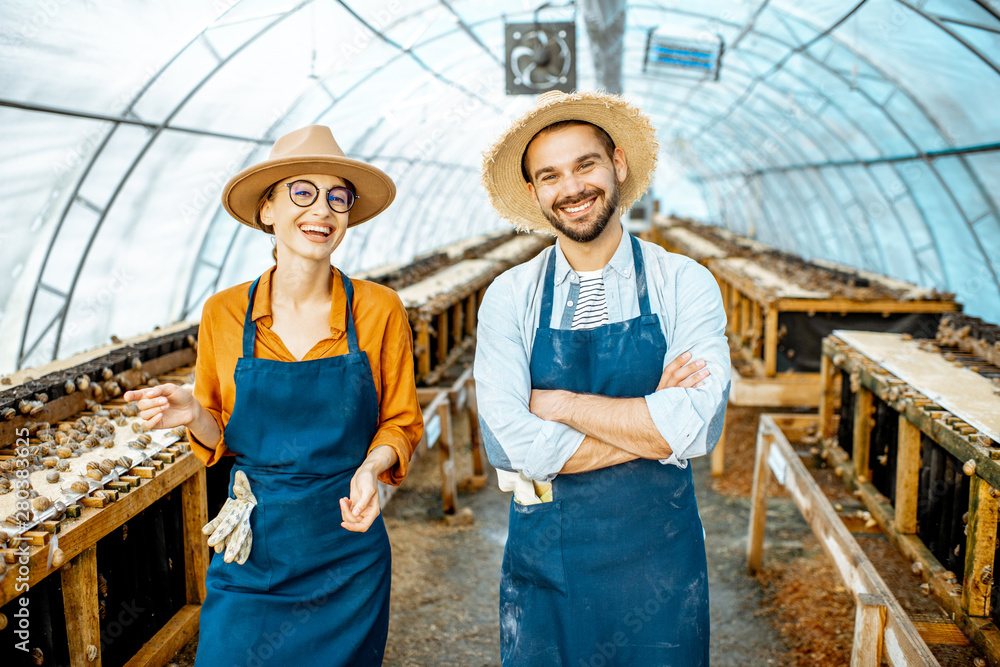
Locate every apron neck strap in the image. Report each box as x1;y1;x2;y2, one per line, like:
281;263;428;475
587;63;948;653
241;271;362;358
340;271;361;355
242;277;262;358
630;234;652;317
540;234;652;325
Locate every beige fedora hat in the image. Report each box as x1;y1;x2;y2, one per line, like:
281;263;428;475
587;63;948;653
481;90;658;234
223;125;395;230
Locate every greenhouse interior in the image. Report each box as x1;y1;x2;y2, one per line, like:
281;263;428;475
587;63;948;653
1;1;999;665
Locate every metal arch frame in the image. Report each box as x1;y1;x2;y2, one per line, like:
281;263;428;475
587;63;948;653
640;3;986;289
15;1;315;368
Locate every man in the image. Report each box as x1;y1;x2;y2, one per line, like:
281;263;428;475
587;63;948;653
475;90;730;666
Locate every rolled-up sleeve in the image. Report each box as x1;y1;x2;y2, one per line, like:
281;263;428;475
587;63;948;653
474;276;585;483
369;292;423;486
645;260;731;467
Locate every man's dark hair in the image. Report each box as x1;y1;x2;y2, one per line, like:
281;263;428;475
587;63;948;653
520;120;616;183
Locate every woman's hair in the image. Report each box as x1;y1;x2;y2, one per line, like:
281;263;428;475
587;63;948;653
255;178;357;263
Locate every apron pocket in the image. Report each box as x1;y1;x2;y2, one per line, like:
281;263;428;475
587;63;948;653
509;500;566;595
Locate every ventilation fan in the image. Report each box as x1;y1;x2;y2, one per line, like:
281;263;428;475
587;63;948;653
505;21;576;95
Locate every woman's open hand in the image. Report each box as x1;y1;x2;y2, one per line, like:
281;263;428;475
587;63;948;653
340;446;398;533
123;383;198;430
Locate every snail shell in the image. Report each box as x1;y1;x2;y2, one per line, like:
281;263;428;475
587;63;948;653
0;407;15;421
56;460;70;472
170;426;187;438
137;433;152;445
147;378;160;387
77;376;91;391
104;381;121;397
131;357;142;371
64;379;76;394
123;404;140;417
51;548;65;569
70;481;89;494
116;456;132;469
101;367;113;380
45;471;60;483
52;500;66;516
99;437;113;448
109;408;122;418
56;447;72;459
964;459;977;476
32;647;43;666
32;496;51;512
0;460;11;472
28;401;45;417
42;457;59;468
18;399;32;414
92;384;105;401
86;469;103;481
127;440;146;451
131;421;146;434
0;612;6;631
115;415;127;427
86;461;100;471
98;461;113;476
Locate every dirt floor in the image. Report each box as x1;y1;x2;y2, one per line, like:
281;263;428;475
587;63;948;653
168;404;983;666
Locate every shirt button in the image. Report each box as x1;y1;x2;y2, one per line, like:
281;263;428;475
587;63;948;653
567;300;574;307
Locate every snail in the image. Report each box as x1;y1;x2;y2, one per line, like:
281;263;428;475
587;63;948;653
98;461;113;476
101;437;115;449
101;367;113;380
115;415;127;427
56;447;72;459
56;460;70;472
92;384;104;401
70;481;89;494
42;457;59;468
64;379;76;394
116;456;132;469
45;471;59;484
0;407;15;421
136;433;152;445
77;376;91;391
127;440;146;451
123;403;140;417
32;496;51;512
51;548;65;569
131;421;146;434
86;469;103;481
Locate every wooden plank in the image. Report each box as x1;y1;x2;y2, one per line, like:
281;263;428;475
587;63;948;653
123;604;200;667
0;453;201;606
758;416;939;665
711;420;726;477
729;369;822;407
61;545;100;667
776;298;959;314
963;474;999;617
768;413;821;444
819;353;838;440
894;416;921;535
416;319;431;381
437;400;457;514
436;311;449;365
181;467;208;606
464;292;476;336
746;428;772;575
854;387;873;481
463;376;485;479
763;307;779;378
851;593;887;667
739;293;751;344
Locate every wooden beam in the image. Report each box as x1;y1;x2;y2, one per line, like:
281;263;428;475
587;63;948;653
851;593;887;667
62;546;101;667
853;387;873;482
181;467;208;605
123;604;200;667
415;319;431;381
763;307;779;377
746;428;772;575
894;416;921;535
729;369;822;407
963;475;999;617
819;353;838;440
436;311;449;365
437;400;457;514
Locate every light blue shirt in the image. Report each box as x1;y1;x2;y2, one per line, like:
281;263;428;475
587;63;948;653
474;225;731;483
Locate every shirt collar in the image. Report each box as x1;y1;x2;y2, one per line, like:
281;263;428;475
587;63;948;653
552;223;633;285
251;264;346;334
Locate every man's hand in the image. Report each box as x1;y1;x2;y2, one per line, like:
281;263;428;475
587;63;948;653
656;351;709;391
529;388;567;422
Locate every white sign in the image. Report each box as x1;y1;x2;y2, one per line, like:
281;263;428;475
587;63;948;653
767;445;787;486
426;414;441;449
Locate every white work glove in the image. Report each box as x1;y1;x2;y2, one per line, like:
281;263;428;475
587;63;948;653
497;470;553;505
202;470;257;565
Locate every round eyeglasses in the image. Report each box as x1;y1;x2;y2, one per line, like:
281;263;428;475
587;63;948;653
277;180;358;213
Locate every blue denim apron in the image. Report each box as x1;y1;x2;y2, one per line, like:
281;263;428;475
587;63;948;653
500;235;710;666
195;272;390;667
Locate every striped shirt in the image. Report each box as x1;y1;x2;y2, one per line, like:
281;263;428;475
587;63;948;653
571;269;609;330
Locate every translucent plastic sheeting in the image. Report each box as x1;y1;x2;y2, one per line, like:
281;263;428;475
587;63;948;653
1;0;999;373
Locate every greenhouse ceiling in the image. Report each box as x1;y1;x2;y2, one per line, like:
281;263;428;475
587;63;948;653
0;0;998;373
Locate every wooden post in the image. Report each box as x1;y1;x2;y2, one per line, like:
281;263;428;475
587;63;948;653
437;400;457;514
416;319;431;382
746;431;773;575
750;302;762;357
818;353;837;440
850;593;887;667
181;467;208;604
465;294;476;336
465;377;485;478
853;388;873;481
739;294;751;346
711;419;727;477
451;303;464;348
62;546;101;667
963;474;999;616
762;306;779;377
436;311;449;365
894;416;921;535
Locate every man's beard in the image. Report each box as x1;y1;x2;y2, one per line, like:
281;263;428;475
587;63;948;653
543;178;621;243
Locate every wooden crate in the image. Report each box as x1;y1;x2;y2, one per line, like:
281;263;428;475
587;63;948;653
646;216;960;477
819;327;1000;664
748;414;940;666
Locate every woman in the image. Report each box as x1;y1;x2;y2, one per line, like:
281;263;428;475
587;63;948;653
124;125;423;666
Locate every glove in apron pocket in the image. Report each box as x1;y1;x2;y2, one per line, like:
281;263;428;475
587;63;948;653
509;500;566;594
207;488;273;593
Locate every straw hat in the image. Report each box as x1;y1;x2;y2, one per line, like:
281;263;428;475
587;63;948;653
223;125;395;230
481;90;658;234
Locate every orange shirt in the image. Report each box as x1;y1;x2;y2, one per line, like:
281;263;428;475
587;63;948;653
188;265;422;485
